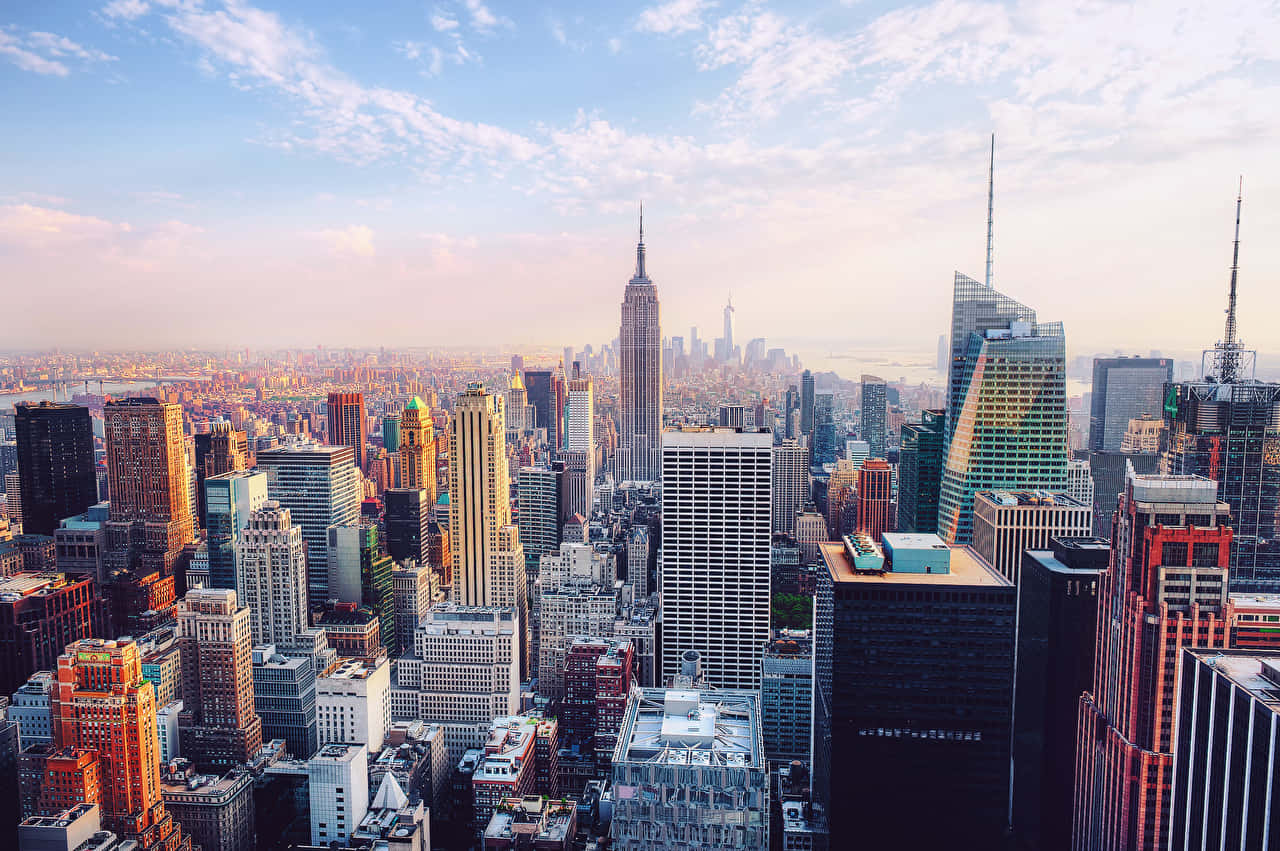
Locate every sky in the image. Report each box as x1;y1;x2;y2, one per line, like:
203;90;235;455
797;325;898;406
2;0;1280;360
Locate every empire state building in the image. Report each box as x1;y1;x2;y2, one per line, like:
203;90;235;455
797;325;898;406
617;208;663;482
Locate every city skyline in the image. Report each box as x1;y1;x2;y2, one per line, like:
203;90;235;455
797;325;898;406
3;1;1280;354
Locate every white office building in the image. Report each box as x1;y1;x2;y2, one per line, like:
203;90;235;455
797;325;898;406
10;671;53;750
307;743;369;846
236;501;309;647
661;427;772;690
316;656;391;752
771;439;810;535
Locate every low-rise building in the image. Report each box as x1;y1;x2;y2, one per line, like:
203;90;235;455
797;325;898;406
316;655;390;751
252;645;318;760
10;671;53;750
481;795;578;851
761;630;812;765
159;760;255;851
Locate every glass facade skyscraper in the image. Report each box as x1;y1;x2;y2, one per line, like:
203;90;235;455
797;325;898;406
897;409;944;533
1088;356;1172;451
204;470;268;591
860;375;887;459
938;276;1067;544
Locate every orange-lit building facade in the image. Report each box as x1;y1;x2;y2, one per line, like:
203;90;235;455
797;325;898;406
1073;471;1233;851
327;392;368;471
48;638;191;850
855;459;894;543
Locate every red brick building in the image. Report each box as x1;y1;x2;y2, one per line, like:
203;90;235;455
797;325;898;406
0;572;101;695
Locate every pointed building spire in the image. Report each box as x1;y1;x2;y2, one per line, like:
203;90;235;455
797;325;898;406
1216;177;1244;383
633;201;649;282
985;133;995;288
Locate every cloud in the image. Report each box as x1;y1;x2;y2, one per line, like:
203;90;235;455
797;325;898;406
101;0;150;21
635;0;713;35
462;0;512;33
144;0;537;165
0;28;116;76
0;204;126;244
430;11;459;32
314;224;375;257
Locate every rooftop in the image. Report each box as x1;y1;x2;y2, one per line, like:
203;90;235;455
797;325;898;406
615;687;762;769
1128;469;1222;506
1188;650;1280;710
976;490;1089;508
321;656;385;681
0;572;83;602
821;541;1010;587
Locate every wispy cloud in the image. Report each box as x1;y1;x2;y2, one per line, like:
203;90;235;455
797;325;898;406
462;0;512;33
635;0;714;35
313;224;375;257
430;10;459;33
0;27;117;76
101;0;150;21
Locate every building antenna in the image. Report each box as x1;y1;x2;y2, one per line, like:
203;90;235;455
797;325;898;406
985;133;995;288
1207;177;1249;384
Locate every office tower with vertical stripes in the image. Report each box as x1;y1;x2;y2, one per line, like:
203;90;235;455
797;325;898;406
860;375;887;459
236;501;309;647
771;439;809;535
660;427;772;690
327;392;367;471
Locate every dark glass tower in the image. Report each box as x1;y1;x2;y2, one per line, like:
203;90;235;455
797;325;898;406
897;408;944;533
800;369;815;440
14;402;96;537
860;375;887;459
1088;356;1172;451
524;369;554;435
384;487;431;565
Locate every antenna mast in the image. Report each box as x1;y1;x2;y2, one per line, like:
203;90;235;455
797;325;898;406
985;133;994;288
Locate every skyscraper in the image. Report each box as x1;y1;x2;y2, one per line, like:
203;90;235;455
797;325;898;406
860;375;887;459
561;369;595;519
937;277;1067;544
204;470;267;591
398;397;436;504
1074;468;1233;851
47;638;191;850
176;588;262;768
194;422;248;526
524;370;554;438
257;442;361;605
897;408;944;533
970;491;1093;585
326;521;394;650
854;458;893;543
660;427;771;690
812;393;836;466
384;487;431;565
236;501;309;647
517;464;562;573
1088;357;1172;451
617;209;663;483
771;439;809;535
1160;189;1280;591
799;370;815;441
103;398;195;577
327;392;367;471
14;402;96;537
720;294;735;363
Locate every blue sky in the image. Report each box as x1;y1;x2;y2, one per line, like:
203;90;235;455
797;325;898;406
3;0;1280;358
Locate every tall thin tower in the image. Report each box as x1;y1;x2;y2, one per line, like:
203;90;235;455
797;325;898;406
986;133;995;288
617;205;663;482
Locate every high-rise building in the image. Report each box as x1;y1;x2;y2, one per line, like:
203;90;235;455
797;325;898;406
860;375;887;458
5;471;23;530
799;370;815;440
610;687;768;850
256;442;360;605
1074;468;1233;851
0;572;100;696
1121;415;1164;452
1012;537;1109;851
504;372;533;440
103;397;195;578
897;408;944;533
1088;449;1160;540
326;521;394;650
971;491;1093;585
398;397;436;504
449;385;527;624
194;422;248;526
384;487;431;566
14;403;96;538
626;525;649;599
1088;357;1172;451
1066;456;1094;511
660;428;771;690
814;534;1015;847
771;439;809;536
812;393;836;466
236;501;309;647
307;743;369;846
761;631;811;766
391;561;435;657
524;370;554;438
381;412;400;453
251;645;318;759
517;464;562;574
617;212;663;483
390;605;521;764
1168;649;1280;851
315;656;391;752
203;470;267;592
175;588;262;768
327;392;367;471
721;295;735;363
536;581;617;702
855;459;894;543
47;638;191;850
938;277;1067;544
561;370;595;519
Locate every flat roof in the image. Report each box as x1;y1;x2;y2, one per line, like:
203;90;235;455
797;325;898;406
1188;650;1280;709
820;541;1010;587
1023;550;1106;576
975;490;1089;508
615;687;762;768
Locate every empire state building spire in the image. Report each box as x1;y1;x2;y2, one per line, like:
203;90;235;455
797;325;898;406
633;201;649;283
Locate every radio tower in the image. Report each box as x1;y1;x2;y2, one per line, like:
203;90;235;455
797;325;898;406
1212;177;1245;383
